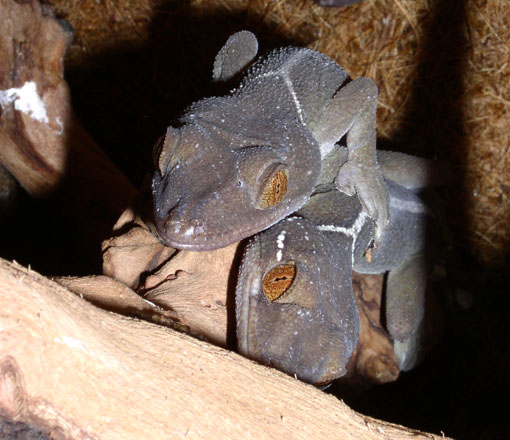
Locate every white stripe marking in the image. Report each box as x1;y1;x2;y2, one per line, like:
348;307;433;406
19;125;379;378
283;76;304;124
276;231;287;261
317;210;368;239
317;211;369;264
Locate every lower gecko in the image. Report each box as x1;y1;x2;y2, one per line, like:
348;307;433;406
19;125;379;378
236;147;441;385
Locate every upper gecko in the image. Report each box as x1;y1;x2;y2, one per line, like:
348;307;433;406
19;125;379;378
152;31;389;250
236;148;441;385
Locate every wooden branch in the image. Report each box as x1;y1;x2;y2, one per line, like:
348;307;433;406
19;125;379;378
344;273;401;385
0;258;448;439
0;0;137;253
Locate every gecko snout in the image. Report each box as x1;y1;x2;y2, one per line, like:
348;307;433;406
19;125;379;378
155;205;213;250
164;214;204;239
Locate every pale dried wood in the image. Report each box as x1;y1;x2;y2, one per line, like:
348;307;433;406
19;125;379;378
54;274;156;313
0;258;449;440
102;205;176;289
54;274;197;338
142;243;238;346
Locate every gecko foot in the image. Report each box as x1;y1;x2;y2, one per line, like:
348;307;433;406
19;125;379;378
335;161;390;246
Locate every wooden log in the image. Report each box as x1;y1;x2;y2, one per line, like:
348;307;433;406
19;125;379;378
0;258;449;439
102;204;176;290
344;273;400;385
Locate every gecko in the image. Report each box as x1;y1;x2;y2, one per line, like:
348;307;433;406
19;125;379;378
152;31;389;251
236;147;442;385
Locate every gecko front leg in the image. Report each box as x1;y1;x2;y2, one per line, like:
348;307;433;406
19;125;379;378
313;78;390;246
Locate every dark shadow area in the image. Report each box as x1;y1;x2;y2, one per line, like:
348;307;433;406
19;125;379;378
385;0;470;256
225;238;249;350
329;1;510;439
336;259;510;439
0;418;51;440
0;188;93;275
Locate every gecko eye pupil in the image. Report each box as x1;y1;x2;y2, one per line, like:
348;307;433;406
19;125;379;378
258;169;287;209
262;262;296;302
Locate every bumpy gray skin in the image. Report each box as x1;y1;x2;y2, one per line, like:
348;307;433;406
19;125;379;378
152;31;389;250
236;148;437;384
237;215;359;385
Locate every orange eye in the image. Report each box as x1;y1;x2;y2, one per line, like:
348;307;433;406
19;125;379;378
262;262;296;302
258;169;287;209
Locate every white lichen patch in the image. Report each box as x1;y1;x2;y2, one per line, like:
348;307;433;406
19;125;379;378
0;81;49;123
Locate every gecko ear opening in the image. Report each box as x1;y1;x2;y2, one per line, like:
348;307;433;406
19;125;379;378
262;262;296;302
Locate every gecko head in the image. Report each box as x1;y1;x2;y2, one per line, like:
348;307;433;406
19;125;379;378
151;118;321;250
236;218;360;385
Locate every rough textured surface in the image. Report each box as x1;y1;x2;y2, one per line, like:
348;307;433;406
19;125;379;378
234;159;437;384
0;258;449;440
102;201;400;383
151;32;389;251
